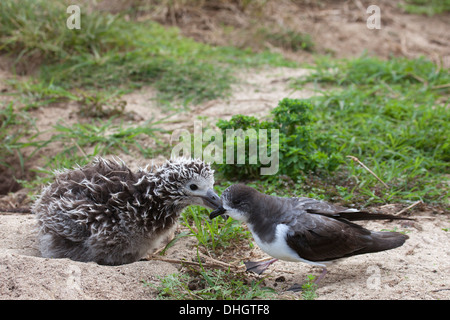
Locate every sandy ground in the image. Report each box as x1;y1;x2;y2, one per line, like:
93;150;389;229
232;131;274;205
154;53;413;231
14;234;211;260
0;208;449;299
145;0;450;69
1;1;449;300
0;215;178;299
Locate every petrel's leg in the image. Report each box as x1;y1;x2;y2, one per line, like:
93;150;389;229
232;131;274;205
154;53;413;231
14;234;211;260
287;267;328;292
244;259;278;275
314;267;327;284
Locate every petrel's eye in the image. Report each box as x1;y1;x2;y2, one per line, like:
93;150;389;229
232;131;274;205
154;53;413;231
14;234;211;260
189;184;198;191
232;199;241;205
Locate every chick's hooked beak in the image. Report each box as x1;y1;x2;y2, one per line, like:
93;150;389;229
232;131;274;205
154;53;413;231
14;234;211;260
209;206;227;219
200;189;222;210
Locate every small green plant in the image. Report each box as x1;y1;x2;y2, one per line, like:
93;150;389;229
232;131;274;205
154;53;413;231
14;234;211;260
181;206;251;252
380;227;410;235
301;274;318;300
144;273;194;300
215;98;343;180
145;266;275;300
145;246;275;300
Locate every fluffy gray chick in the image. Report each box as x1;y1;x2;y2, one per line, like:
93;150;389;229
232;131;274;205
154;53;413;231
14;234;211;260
33;157;221;265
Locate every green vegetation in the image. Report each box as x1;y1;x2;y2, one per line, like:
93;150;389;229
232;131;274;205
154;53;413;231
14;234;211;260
0;103;39;171
400;0;450;15
301;274;318;300
145;267;275;300
51;118;163;157
0;0;293;106
14;117;166;192
257;27;315;52
181;205;252;252
213;55;449;206
144;249;275;300
380;227;411;235
291;55;449;205
215;98;342;180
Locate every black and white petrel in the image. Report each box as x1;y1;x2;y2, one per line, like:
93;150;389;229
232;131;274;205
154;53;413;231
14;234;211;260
210;184;410;288
33;157;221;265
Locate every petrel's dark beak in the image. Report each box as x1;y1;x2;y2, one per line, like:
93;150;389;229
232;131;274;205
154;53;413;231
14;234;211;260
201;189;222;210
210;206;227;219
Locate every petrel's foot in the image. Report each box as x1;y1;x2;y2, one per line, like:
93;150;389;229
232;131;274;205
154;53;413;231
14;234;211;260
287;283;304;292
244;259;278;275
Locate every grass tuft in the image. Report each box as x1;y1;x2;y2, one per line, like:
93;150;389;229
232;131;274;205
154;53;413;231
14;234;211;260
291;54;449;205
181;205;252;253
145;263;275;300
0;0;294;106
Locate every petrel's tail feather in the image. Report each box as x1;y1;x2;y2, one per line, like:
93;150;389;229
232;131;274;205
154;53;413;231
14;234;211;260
306;209;414;222
338;211;413;221
358;231;409;255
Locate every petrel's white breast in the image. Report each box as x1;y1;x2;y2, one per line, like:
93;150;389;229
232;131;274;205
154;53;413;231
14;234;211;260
248;223;328;267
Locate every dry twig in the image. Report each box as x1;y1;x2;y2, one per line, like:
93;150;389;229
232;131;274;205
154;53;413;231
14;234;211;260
394;200;423;216
347;155;389;189
0;207;31;214
147;255;245;272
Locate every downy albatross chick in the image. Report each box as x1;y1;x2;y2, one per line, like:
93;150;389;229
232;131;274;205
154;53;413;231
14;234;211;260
33;157;221;265
210;184;410;289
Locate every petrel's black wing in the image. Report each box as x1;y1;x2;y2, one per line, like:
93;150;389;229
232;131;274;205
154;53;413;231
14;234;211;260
282;198;409;262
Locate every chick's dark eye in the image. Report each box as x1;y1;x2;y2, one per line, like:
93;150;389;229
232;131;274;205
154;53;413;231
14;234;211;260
232;199;242;205
189;184;198;191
